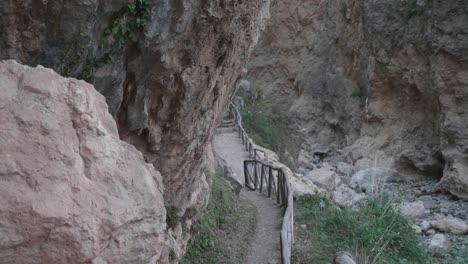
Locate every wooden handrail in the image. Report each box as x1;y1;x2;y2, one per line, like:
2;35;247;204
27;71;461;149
228;102;294;264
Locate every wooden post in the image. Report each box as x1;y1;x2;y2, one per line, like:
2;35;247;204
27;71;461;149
260;164;265;193
254;162;258;190
280;233;284;264
244;161;248;187
283;171;287;208
268;167;273;197
277;172;282;204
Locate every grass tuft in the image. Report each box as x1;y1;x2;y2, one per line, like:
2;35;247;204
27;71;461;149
166;205;180;229
180;171;236;263
241;103;289;153
294;195;431;264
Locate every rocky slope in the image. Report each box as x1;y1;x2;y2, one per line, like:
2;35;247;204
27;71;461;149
247;0;468;199
0;0;271;262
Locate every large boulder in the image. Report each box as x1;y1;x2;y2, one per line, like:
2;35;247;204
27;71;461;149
0;61;170;263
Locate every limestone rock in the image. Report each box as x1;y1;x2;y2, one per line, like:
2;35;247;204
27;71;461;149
237;79;252;92
420;220;432;232
332;251;357;264
298;149;316;169
0;61;170;263
215;153;242;195
305;167;337;192
289;173;326;197
428;234;451;253
400;201;426;219
333;184;366;208
431;217;468;234
336;162;354;176
412;225;422;234
439;152;468;200
350;168;397;193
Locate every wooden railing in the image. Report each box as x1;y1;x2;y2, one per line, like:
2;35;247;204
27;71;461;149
228;102;294;264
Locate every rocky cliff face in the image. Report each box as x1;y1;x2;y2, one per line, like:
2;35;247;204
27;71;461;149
247;0;468;199
0;0;271;261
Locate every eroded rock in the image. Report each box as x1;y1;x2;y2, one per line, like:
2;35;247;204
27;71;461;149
0;61;170;263
400;201;426;220
333;184;367;208
305;167;337;193
429;234;451;254
431;217;468;234
350;168;397;193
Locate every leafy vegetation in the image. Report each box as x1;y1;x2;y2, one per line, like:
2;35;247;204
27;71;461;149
293;195;431;264
107;0;150;55
181;171;242;263
241;102;289;153
78;0;150;82
166;205;180;229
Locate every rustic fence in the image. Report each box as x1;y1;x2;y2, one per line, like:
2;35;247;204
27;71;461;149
228;102;294;264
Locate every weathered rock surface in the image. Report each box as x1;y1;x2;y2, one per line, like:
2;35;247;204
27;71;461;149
420;220;432;232
305;167;337;193
431;217;468;234
0;61;170;263
336;162;354;176
333;184;366;208
428;234;451;254
0;0;272;259
248;0;468;199
350;168;397;194
400;201;426;220
289;173;326;197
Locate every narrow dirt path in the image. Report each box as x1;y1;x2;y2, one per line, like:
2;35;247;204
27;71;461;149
214;131;282;264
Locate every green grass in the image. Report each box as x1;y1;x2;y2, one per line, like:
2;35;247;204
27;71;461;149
294;195;431;264
165;205;180;229
241;103;289;153
180;172;236;263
